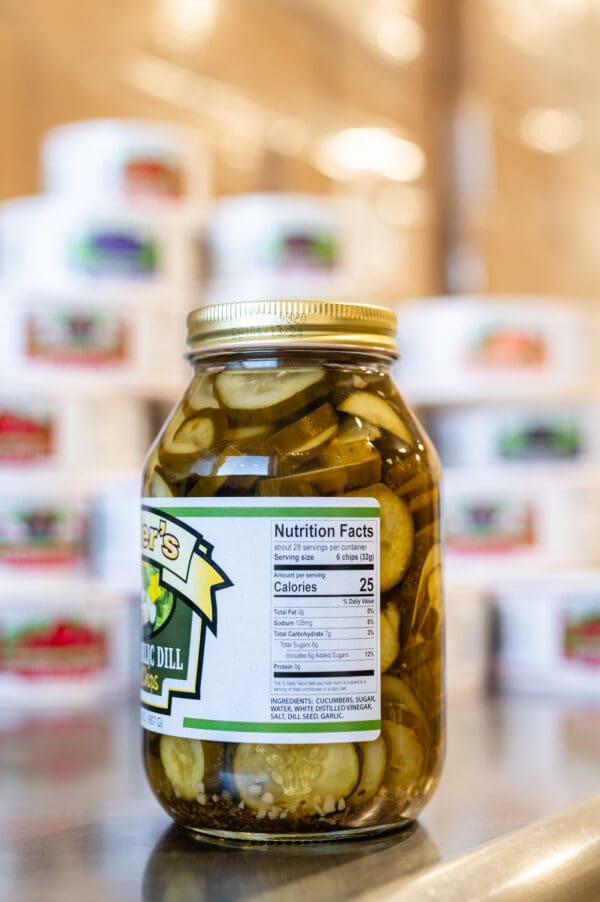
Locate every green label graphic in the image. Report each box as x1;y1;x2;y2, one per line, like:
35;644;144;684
141;506;232;714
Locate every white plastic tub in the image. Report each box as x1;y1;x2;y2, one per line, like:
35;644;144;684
0;395;150;468
0;473;91;574
445;583;491;698
41;119;210;204
394;297;594;404
89;473;141;595
0;577;136;708
443;466;600;571
0;287;187;399
0;196;202;290
493;572;600;697
204;193;349;301
428;404;600;466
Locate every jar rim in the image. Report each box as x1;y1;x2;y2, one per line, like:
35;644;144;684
186;300;398;357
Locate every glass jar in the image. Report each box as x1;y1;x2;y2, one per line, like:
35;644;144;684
141;300;444;841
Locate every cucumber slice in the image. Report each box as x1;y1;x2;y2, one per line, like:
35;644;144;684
337;416;382;444
233;742;360;812
344;483;414;592
184;373;220;412
317;439;376;469
215;368;327;423
224;424;272;447
408;487;440;532
148;468;175;498
395;531;440;648
337;393;414;446
380;603;400;672
160;736;205;801
413;562;443;636
159;409;228;475
381;674;427;728
420;605;440;641
395;471;434;498
400;637;437;671
381;721;424;794
258;448;381;497
351;736;388;805
385;454;426;492
264;403;338;456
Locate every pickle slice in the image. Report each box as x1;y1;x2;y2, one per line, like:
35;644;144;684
381;674;427;728
264;403;338;456
395;471;434;498
400;637;437;671
385;454;426;492
337;393;414;446
337;416;382;444
381;721;424;794
413;563;443;636
351;736;388;805
224;425;272;446
394;530;440;648
149;468;175;498
160;736;205;801
215;368;327;423
380;603;400;672
409;487;440;532
160;409;228;476
184;373;220;412
317;439;376;469
258;448;381;496
345;483;414;592
233;742;360;812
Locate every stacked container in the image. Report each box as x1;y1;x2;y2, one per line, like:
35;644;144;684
395;295;600;698
203;193;350;303
0;119;210;708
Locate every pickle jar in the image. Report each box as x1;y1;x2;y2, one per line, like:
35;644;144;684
141;300;444;841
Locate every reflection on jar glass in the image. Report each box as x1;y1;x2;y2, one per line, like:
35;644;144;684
141;300;445;841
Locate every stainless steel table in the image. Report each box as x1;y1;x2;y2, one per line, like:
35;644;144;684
1;695;598;901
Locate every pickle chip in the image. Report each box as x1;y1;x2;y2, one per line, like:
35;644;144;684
159;409;228;476
345;483;414;592
148;468;175;498
258;448;381;496
224;424;273;447
381;674;428;729
317;438;376;469
160;736;205;801
184;373;220;412
337;393;414;446
264;403;338;456
381;721;424;794
380;603;400;672
350;736;388;805
385;454;426;492
215;368;327;423
233;742;360;812
337;416;382;444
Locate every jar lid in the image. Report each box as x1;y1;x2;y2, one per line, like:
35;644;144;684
186;300;398;356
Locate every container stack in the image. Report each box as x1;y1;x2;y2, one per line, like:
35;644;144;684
395;295;600;699
0;119;210;710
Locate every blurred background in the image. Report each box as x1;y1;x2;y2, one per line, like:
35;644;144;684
1;0;599;826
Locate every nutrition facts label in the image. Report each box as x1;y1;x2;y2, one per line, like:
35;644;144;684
269;508;381;735
141;496;381;744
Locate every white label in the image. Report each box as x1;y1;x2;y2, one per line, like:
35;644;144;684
141;496;381;743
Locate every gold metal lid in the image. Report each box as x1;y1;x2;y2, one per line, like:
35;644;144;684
186;300;398;356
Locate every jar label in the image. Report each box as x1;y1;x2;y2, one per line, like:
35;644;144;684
141;497;381;744
25;310;129;366
0;405;54;462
